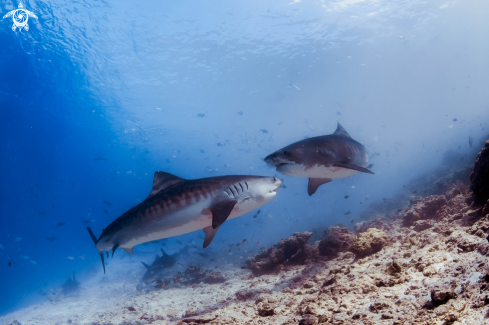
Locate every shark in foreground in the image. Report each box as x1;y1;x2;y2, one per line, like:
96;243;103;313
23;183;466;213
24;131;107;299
265;122;373;196
87;172;282;273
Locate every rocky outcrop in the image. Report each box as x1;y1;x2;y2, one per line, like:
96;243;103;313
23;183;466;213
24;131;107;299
349;228;388;257
317;227;354;258
470;140;489;202
402;195;447;226
242;232;312;276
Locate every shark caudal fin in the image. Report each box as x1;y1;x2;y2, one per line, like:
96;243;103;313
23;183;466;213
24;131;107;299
86;227;106;274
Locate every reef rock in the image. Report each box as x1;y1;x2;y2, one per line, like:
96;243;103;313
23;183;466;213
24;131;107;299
470;140;489;202
402;195;447;227
242;232;312;276
318;227;354;258
354;218;392;234
349;228;388;257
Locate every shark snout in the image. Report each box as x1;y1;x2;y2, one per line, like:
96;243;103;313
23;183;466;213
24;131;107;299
271;177;283;192
265;153;295;168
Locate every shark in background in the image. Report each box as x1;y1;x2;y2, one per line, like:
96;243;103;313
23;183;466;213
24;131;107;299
87;172;282;273
141;246;188;282
265;122;374;196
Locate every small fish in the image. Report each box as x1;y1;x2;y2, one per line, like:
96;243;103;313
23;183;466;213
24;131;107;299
104;209;109;214
351;219;356;223
79;256;86;260
15;237;22;242
453;118;458;122
217;142;225;147
256;242;260;245
93;157;106;161
344;195;349;199
8;261;11;267
238;111;243;116
56;222;65;227
285;80;301;91
188;266;194;270
197;113;205;118
200;149;206;154
304;119;314;131
242;239;247;243
336;111;341;116
260;129;268;134
257;210;261;214
103;200;111;206
469;136;473;148
67;256;75;260
344;211;351;215
282;185;287;189
397;209;402;213
252;214;257;218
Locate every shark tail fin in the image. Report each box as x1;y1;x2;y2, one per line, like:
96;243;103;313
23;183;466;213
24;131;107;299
86;227;106;274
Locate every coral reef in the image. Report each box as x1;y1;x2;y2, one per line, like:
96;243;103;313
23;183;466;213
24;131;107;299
402;195;447;226
349;228;388;258
242;231;312;276
470;140;489;202
317;227;354;259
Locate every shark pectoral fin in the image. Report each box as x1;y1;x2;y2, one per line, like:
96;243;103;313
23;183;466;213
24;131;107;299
111;243;120;257
205;200;238;229
202;225;218;248
332;162;375;174
308;178;332;196
146;171;186;199
122;247;134;255
141;262;151;270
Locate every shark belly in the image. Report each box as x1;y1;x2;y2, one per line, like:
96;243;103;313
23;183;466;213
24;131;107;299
120;201;212;250
119;195;264;250
278;163;360;179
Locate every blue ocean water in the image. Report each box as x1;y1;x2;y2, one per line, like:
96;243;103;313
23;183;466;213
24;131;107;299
1;0;488;316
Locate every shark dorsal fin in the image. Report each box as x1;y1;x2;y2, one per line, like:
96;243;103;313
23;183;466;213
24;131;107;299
147;171;185;199
333;122;351;138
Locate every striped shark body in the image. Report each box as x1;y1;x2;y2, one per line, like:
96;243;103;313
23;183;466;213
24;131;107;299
265;122;373;196
87;172;282;273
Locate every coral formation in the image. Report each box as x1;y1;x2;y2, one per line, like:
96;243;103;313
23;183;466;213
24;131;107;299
402;195;447;226
317;227;354;258
349;228;388;257
470;140;489;202
242;231;312;276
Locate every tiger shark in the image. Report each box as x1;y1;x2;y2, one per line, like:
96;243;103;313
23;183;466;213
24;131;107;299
87;172;282;273
265;122;373;196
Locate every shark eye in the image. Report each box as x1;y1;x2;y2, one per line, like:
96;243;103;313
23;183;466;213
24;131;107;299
273;177;278;182
283;150;289;156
